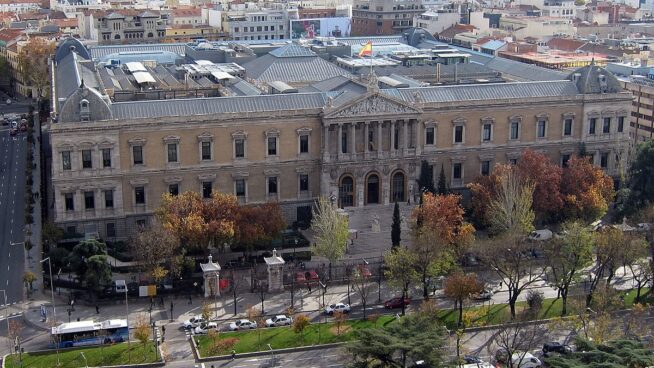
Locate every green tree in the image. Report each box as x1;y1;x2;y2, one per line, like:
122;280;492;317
544;222;594;316
67;239;108;281
347;313;448;367
83;255;112;293
620;140;654;216
23;271;36;292
42;221;64;249
437;164;448;195
443;272;482;327
545;338;654;367
417;160;434;194
292;314;310;343
391;202;401;248
311;196;349;280
384;247;418;316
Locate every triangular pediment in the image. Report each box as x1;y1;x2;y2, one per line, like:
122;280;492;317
324;93;421;119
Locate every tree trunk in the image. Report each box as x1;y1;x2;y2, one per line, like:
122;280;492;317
362;299;367;319
561;289;568;316
422;273;429;300
636;283;642;303
328;262;332;280
401;287;407;316
458;298;464;327
509;294;518;320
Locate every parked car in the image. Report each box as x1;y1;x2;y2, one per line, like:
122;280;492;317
194;322;218;334
463;355;484;364
265;315;292;327
305;270;319;283
356;264;372;278
511;352;542;368
182;315;206;330
384;297;411;309
324;303;350;315
228;319;257;331
461;364;494;368
528;229;552;241
294;272;307;284
473;289;494;301
542;342;572;356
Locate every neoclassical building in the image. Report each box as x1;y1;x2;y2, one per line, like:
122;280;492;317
49;40;632;239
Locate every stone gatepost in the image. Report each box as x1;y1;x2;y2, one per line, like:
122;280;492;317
264;249;285;292
200;255;221;298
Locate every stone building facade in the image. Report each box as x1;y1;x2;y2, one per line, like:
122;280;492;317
49;43;632;239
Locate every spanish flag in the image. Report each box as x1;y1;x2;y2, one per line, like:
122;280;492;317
359;41;372;57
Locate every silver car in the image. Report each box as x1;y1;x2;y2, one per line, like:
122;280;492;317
228;319;257;331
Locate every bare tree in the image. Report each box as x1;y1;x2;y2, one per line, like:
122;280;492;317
629;258;653;303
485;165;535;236
311;197;349;280
351;267;373;319
493;320;547;368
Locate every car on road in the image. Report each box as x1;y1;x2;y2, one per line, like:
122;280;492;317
473;289;494;300
294;272;306;284
384;297;411;309
542;342;572;356
528;229;552;241
511;352;542;368
228;319;257;331
182;315;206;330
356;264;372;278
324;302;350;315
463;355;484;364
194;322;218;334
265;315;292;327
461;364;494;368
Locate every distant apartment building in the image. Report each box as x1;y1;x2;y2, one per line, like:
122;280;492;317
0;0;41;14
225;11;289;41
620;76;654;143
81;10;166;44
50;0;110;16
499;16;575;41
168;8;204;27
413;10;458;35
351;0;424;36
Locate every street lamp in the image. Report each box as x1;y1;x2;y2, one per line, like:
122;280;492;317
293;239;298;260
0;290;10;355
40;257;59;365
80;352;88;368
378;252;383;303
319;281;327;308
124;286;131;363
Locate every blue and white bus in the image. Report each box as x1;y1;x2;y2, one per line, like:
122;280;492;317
51;319;128;348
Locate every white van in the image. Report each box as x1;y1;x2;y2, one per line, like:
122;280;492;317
511;352;542;368
114;280;126;293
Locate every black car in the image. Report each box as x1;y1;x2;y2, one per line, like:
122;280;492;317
543;342;572;356
464;355;484;364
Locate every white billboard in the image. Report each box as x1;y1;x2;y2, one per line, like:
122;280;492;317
290;17;351;39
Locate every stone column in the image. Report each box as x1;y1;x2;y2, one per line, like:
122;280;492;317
337;123;343;156
323;124;330;160
364;122;370;152
402;120;408;155
390;121;396;153
415;120;421;155
350;122;356;155
377;121;383;156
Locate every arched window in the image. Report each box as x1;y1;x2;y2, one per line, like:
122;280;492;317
392;172;405;202
114;34;121;40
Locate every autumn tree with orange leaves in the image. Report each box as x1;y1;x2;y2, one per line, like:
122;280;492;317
443;272;483;327
156;191;239;253
561;156;615;223
235;202;286;253
411;193;475;298
517;150;564;221
18;38;55;99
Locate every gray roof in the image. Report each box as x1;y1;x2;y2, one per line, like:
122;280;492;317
88;43;186;60
110;92;330;120
382;80;580;104
228;78;262;96
55;51;82;107
243;54;352;83
300;75;366;93
337;36;404;46
484;58;567;82
567;64;622;94
269;44;315;58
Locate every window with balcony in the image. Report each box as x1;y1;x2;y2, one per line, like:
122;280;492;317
104;190;113;208
84;191;95;210
62;151;71;171
82;150;92;169
102;148;111;168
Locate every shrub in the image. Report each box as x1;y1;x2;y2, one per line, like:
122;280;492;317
210;337;239;356
527;290;544;315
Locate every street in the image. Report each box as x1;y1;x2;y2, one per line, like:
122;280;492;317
0;123;27;304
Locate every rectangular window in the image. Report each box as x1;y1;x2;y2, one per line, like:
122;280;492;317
425;127;435;145
589;118;597;134
202;181;213;199
235;139;245;158
135;186;145;205
267;137;277;156
64;193;74;211
537;121;546;138
133;146;143;165
102;148;111;168
104;190;113;208
602;117;611;134
299;135;309;153
600;152;609;168
618;116;625;132
481;161;490;176
509;158;518;165
564;119;572;136
136;219;146;228
454;126;463;143
510;122;519;140
201;141;212;161
84;191;95;210
453;163;462;180
562;154;571;168
106;223;116;238
82;150;92;169
235;179;246;197
62;151;71;171
482;124;492;142
169;184;179;196
268;177;278;194
167;143;178;163
299;174;309;191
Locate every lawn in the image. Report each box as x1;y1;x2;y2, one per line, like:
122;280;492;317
197;288;654;357
196;315;397;357
4;342;160;368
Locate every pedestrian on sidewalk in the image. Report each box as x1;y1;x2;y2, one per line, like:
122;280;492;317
95;305;99;314
161;325;166;337
188;295;192;305
231;350;236;360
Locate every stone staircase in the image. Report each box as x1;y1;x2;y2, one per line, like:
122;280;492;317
342;203;416;254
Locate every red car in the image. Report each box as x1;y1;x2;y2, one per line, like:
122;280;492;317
294;272;306;284
357;264;372;278
305;270;319;284
384;297;411;309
